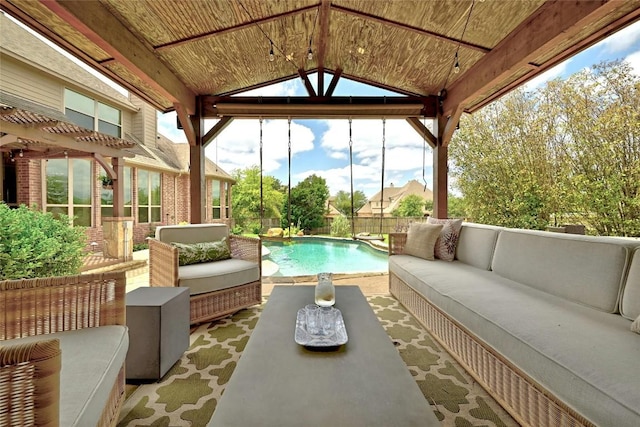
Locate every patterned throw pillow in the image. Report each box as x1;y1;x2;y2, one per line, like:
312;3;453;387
171;238;231;266
403;223;443;261
427;218;463;262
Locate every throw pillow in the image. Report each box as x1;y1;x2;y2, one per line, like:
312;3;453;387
403;223;443;261
172;238;231;266
632;314;640;334
427;217;463;262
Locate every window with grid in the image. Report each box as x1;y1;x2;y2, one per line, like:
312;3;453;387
211;179;221;219
65;88;122;138
138;169;161;223
46;158;92;226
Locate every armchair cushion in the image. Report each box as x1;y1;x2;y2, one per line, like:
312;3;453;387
172;238;231;266
179;258;260;295
2;325;128;427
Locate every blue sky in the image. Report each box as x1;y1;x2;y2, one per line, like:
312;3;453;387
158;20;640;198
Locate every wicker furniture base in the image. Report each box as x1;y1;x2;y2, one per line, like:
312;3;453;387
390;273;594;427
189;280;262;324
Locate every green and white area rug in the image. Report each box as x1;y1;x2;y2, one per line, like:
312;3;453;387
118;296;518;427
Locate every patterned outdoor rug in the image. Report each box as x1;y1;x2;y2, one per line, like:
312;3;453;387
118;295;518;427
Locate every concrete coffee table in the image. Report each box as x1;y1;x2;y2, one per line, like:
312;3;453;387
209;286;439;426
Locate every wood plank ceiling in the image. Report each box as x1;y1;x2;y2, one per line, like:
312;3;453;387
2;0;639;125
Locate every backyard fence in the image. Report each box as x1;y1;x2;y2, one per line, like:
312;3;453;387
253;217;429;236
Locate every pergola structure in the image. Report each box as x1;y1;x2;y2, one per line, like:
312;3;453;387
2;0;639;222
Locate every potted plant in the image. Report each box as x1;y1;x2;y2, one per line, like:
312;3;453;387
99;174;113;190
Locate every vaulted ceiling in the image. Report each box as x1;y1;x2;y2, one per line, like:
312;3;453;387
3;1;639;120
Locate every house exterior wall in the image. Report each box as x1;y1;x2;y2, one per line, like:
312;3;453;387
0;55;61;109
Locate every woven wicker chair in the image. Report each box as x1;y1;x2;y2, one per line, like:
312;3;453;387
149;224;262;324
0;272;127;427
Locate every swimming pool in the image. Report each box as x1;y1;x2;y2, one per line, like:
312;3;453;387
262;237;388;276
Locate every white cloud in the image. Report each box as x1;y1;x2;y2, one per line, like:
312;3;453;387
206;118;315;175
626;51;640;75
524;60;570;92
238;80;302;96
598;21;640;54
312;119;434;196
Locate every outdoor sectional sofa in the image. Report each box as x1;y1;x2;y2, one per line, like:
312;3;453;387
389;223;640;427
149;223;262;324
0;272;128;427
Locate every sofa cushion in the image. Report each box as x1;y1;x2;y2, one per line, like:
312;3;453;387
2;325;128;427
390;255;640;427
454;223;501;270
621;247;640;320
492;229;635;313
179;258;260;296
427;218;463;261
403;223;442;261
172;239;231;266
156;223;228;244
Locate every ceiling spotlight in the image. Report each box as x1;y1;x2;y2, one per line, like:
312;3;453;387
269;42;275;62
307;48;313;60
454;52;460;74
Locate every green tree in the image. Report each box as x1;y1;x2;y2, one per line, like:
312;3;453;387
0;204;87;279
333;190;367;216
392;194;427;217
282;174;330;232
449;60;639;236
232;166;285;232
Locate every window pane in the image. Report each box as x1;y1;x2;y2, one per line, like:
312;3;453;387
213;207;221;219
74;207;91;226
101;206;113;219
47;206;68;219
65;89;93;116
211;179;220;202
46;159;68;204
65;110;94;130
124;167;132;205
138;207;149;223
98;102;121;124
72;160;91;205
151;207;161;222
124;207;131;217
150;172;161;205
138;170;149;205
101;187;113;205
98;120;121;138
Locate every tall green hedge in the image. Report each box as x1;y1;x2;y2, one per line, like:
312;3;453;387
0;204;87;280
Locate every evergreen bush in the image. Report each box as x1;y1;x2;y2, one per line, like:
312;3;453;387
0;204;87;280
330;215;351;237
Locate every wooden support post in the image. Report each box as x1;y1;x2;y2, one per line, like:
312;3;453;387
189;97;206;224
112;157;124;217
432;142;448;219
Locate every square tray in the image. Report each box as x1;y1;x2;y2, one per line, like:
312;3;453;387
295;307;348;347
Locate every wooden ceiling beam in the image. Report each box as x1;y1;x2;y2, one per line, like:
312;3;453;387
443;0;633;115
406;117;436;149
204;95;437;119
38;0;196;115
324;68;342;97
155;3;320;51
203;117;233;147
316;0;332;71
331;4;491;53
298;68;317;97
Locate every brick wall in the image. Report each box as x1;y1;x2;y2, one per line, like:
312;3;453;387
16;158;42;208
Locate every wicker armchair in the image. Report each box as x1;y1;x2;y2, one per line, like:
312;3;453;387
0;272;127;427
149;224;262;324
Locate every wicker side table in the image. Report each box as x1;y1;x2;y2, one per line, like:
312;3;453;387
125;287;190;380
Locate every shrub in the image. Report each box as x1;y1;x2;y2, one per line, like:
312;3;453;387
0;204;87;280
330;215;351;237
231;224;244;235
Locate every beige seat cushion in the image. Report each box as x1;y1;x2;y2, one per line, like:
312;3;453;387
179;258;260;295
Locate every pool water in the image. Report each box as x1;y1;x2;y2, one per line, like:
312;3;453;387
262;237;388;276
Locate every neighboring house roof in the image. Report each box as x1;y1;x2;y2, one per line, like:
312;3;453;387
0;14;136;111
357;180;433;216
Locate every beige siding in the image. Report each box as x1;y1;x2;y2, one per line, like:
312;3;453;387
129;94;157;147
0;55;61;110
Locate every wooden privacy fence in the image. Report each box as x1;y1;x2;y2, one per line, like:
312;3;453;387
253;217;429;235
